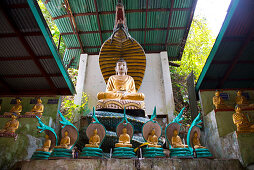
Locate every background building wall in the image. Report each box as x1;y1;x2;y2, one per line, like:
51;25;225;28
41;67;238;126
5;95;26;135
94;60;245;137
75;52;175;120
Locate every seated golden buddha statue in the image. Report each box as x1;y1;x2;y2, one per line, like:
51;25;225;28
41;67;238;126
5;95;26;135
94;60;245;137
97;58;145;101
25;98;44;116
192;132;206;149
235;90;254;109
171;129;188;148
147;129;161;148
55;131;71;149
233;106;254;133
4;99;22;116
115;127;132;147
213;91;232;109
0;114;19;133
36;134;51;152
85;129;100;148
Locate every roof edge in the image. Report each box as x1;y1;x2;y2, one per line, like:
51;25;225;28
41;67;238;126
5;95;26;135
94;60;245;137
195;0;240;93
27;0;76;95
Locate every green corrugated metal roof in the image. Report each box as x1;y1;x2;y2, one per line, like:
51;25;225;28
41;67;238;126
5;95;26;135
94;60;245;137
42;0;197;68
195;0;254;92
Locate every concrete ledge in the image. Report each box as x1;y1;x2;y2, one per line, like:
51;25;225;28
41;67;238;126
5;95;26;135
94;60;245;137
17;158;243;170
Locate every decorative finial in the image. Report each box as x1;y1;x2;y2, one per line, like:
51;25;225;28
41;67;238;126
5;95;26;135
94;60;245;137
92;107;100;123
150;106;157;121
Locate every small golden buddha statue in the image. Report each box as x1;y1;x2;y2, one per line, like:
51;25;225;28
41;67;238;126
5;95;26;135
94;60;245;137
147;129;161;148
55;131;71;149
235;90;254;109
25;98;44;116
85;129;100;148
4;99;22;116
213;91;231;109
36;134;51;152
0;114;19;133
115;127;132;147
192;132;206;149
171;129;188;148
233;106;254;133
97;58;145;101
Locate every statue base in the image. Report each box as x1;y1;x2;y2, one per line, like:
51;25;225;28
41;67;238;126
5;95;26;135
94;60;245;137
0;132;18;140
79;147;103;158
143;147;165;158
49;148;73;159
112;147;136;158
31;151;51;160
96;99;145;117
170;148;192;158
194;148;213;158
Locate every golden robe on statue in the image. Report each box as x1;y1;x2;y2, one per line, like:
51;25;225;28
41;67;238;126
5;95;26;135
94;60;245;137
97;75;144;101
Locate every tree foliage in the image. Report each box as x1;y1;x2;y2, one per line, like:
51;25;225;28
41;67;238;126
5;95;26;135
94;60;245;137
170;16;215;123
38;0;66;57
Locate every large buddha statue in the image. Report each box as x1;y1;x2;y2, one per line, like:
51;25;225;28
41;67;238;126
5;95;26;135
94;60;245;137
115;127;132;147
55;131;71;149
192;132;206;149
233;106;254;133
171;129;188;148
36;134;51;152
97;58;145;101
4;98;22;116
213;91;232;109
0;114;19;133
85;129;100;148
25;98;44;116
147;129;161;148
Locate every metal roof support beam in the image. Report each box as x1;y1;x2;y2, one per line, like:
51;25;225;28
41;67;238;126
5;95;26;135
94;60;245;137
60;27;186;36
179;0;197;59
143;0;149;49
64;0;84;53
52;8;191;20
217;20;254;88
212;60;254;64
0;88;71;96
0;32;42;38
0;56;52;61
0;3;57;91
164;0;174;50
67;43;180;49
3;73;62;78
93;0;103;44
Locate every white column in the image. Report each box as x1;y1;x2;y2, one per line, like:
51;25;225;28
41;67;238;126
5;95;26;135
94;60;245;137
160;51;175;121
74;54;88;105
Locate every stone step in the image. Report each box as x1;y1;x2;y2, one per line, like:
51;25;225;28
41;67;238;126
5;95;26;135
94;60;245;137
16;158;244;170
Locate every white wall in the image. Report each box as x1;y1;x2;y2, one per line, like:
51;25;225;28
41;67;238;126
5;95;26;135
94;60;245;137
74;51;175;120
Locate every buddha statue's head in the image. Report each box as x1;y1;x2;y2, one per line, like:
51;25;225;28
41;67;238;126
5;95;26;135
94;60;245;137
37;98;42;104
215;90;220;97
11;114;17;120
45;134;49;139
93;128;98;134
64;130;69;136
16;98;21;104
235;105;241;113
173;129;178;137
115;58;128;75
151;128;155;135
237;90;242;96
194;132;198;138
122;127;127;134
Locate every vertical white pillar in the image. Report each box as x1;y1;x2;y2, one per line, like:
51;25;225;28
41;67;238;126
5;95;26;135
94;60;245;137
160;51;175;121
74;54;88;105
